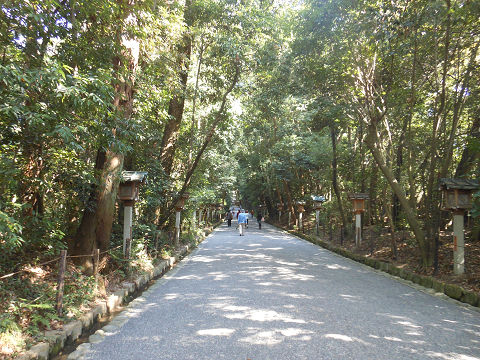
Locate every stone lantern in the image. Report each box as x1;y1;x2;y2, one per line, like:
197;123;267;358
439;178;479;275
349;193;369;246
198;204;204;224
277;203;283;222
296;201;306;232
174;192;190;246
312;195;326;235
188;197;197;230
217;204;223;221
118;171;147;257
209;204;216;223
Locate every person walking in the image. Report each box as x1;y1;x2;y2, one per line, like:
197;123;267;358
226;210;233;227
257;212;263;229
238;210;247;236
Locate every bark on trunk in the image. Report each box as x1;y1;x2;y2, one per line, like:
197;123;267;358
367;162;378;225
159;0;193;176
330;125;348;232
455;115;480;177
365;123;430;266
156;61;240;228
72;150;124;258
71;2;139;271
283;179;297;226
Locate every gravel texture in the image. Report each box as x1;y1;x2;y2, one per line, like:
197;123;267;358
80;222;480;360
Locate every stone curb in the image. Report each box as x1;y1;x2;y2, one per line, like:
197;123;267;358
271;223;480;310
13;221;222;360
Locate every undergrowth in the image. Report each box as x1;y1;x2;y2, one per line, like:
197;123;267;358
0;224;212;359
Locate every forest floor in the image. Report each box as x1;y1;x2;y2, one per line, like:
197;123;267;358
278;217;480;296
0;250;161;359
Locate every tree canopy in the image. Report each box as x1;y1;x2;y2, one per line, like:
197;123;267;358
1;0;479;285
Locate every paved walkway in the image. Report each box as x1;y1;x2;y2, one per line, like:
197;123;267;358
81;222;480;359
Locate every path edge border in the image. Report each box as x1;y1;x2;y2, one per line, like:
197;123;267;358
14;222;222;360
268;222;480;310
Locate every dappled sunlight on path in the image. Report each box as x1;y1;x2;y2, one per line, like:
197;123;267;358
84;221;480;360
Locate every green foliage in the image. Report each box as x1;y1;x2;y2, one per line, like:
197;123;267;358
0;208;24;252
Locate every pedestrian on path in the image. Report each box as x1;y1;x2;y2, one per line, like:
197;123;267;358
226;210;233;227
238;210;248;236
256;212;263;229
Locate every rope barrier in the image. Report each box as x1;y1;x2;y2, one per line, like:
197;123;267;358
0;257;61;280
0;245;124;280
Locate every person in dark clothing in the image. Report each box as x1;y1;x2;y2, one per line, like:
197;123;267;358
256;212;262;229
226;211;233;227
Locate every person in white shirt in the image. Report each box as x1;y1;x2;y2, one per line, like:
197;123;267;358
238;211;248;236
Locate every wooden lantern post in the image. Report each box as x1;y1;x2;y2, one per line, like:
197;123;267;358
439;179;479;275
349;193;369;247
277;203;283;222
118;171;147;257
175;192;190;247
198;205;203;224
192;207;197;230
312;195;326;236
191;199;198;230
296;201;306;232
206;204;211;223
210;204;215;222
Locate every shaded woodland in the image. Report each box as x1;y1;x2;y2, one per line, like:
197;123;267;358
0;0;479;357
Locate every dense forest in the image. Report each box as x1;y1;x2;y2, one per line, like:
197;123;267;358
1;0;479;357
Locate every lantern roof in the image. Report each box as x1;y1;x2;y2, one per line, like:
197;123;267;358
439;178;479;191
311;195;326;202
122;171;147;183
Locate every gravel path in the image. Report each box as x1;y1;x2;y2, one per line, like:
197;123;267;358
81;222;480;360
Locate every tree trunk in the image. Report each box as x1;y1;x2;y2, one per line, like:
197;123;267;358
440;42;479;179
455;115;480;177
367;161;378;225
365;123;430;266
159;0;193;176
424;0;451;243
71;2;139;271
330;125;348;232
72;150;124;259
283;179;297;226
156;61;240;227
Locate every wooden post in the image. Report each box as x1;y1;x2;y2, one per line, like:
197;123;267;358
453;210;465;275
92;249;100;277
316;210;320;236
288;212;291;228
125;237;131;274
123;204;133;257
56;250;67;316
355;212;362;247
92;248;100;290
125;238;131;260
175;210;181;247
